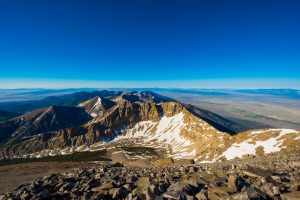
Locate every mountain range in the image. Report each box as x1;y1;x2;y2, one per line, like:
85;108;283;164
0;90;299;163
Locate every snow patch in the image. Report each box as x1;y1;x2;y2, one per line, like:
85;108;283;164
89;97;102;117
221;128;299;160
114;112;196;159
79;97;103;117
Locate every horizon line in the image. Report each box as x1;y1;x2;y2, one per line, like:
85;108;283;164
0;78;299;89
0;87;299;90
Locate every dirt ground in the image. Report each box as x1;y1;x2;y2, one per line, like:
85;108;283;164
0;151;155;195
0;162;97;194
111;151;152;168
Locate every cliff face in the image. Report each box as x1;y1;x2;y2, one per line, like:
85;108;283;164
78;96;116;117
0;90;299;163
62;101;185;147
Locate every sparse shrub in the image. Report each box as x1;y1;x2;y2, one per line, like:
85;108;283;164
0;150;110;166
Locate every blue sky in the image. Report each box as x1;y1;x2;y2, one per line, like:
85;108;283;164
0;0;299;88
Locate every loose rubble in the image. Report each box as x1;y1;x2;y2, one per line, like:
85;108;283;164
1;160;300;200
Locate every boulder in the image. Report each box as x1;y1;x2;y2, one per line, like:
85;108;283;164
281;191;300;200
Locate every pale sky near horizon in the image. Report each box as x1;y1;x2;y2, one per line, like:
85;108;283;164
0;78;299;89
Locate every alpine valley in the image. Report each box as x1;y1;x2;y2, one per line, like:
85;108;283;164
0;90;299;164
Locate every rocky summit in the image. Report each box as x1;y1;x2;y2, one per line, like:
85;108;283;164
1;156;300;200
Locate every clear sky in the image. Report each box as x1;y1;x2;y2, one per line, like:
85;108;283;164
0;0;299;88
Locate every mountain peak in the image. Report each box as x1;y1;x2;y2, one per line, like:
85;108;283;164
0;105;91;146
120;91;176;103
78;96;116;117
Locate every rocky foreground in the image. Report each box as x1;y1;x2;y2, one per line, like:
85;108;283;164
1;158;300;200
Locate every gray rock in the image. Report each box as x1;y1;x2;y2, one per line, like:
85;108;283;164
3;161;300;200
86;178;100;188
37;189;51;199
109;187;128;199
163;191;181;199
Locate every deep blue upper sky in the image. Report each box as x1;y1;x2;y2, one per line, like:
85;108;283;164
0;0;299;88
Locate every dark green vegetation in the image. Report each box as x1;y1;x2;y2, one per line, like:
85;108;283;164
0;150;110;166
121;146;158;157
0;110;19;122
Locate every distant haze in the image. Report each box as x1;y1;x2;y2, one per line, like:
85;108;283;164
0;78;299;89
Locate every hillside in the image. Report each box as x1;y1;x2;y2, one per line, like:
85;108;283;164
0;110;19;122
0;90;298;164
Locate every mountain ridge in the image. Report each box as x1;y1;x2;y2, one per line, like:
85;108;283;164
0;90;299;164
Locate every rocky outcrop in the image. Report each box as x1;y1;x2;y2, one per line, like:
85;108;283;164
0;106;92;155
121;91;176;103
78;96;116;117
2;159;300;200
0;106;91;147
